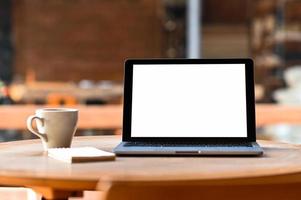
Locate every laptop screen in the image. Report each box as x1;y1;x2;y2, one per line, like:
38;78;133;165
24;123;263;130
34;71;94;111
130;64;247;138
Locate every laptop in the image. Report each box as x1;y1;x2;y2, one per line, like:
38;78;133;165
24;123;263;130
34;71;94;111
114;59;263;156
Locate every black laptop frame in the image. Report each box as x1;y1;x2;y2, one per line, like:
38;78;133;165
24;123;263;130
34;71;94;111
122;58;256;144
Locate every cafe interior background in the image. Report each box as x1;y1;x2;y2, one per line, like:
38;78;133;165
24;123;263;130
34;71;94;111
0;0;301;143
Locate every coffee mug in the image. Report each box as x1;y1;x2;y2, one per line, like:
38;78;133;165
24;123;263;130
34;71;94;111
27;108;78;150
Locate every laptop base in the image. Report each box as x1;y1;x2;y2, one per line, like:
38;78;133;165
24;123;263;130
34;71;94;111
114;142;263;156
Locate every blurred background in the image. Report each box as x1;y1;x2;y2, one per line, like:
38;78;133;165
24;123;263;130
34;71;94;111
1;0;301;143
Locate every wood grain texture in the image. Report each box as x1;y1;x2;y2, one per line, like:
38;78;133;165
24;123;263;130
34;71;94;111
0;136;300;199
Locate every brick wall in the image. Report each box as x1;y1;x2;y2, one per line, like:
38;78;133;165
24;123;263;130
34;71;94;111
203;0;248;24
13;0;164;81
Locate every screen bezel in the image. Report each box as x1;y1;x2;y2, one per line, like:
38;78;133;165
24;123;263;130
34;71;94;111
122;59;256;143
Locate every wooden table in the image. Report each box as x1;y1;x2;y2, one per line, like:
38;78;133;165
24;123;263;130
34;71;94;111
1;136;301;199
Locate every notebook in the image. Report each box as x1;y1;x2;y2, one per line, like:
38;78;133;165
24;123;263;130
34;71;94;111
48;147;116;163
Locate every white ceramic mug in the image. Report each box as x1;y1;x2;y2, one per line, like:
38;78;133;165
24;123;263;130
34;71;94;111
27;108;78;150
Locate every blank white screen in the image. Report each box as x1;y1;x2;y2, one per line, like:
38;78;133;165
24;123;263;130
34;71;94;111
131;64;247;137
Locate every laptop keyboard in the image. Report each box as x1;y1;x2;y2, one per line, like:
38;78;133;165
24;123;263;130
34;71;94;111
123;142;253;147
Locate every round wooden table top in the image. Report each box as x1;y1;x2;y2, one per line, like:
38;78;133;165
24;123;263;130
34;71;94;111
0;136;301;191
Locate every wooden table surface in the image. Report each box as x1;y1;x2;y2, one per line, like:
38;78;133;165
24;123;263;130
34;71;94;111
1;136;301;199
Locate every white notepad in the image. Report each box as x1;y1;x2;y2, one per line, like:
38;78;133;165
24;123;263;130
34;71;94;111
47;147;116;163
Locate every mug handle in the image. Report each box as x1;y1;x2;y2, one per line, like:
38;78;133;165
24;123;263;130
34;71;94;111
26;115;48;142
